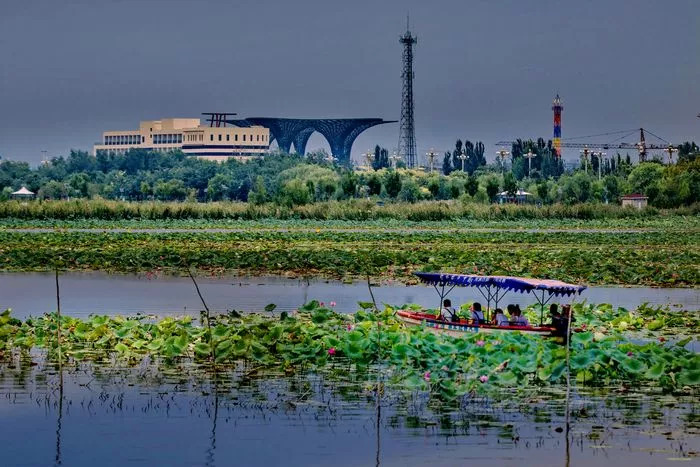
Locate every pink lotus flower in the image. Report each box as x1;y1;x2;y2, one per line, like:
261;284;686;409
320;302;325;307
658;337;666;343
347;324;354;331
627;351;634;357
479;375;489;383
328;347;336;356
423;371;431;382
476;340;485;347
330;301;336;307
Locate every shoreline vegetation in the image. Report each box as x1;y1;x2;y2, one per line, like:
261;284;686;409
1;199;698;221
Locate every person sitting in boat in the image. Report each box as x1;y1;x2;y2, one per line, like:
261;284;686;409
492;308;509;326
548;304;562;326
514;304;530;326
507;304;529;326
470;302;485;324
441;299;459;322
507;304;517;324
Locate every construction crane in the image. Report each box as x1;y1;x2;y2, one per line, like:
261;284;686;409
497;128;675;163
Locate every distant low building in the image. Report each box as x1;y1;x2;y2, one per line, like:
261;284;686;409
93;118;270;161
497;190;532;204
621;193;648;209
11;186;35;200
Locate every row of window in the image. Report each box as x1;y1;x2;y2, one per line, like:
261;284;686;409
186;134;204;142
208;133;267;143
104;135;142;145
182;145;268;150
153;134;183;145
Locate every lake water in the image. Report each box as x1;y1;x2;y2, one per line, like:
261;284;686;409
1;358;697;467
0;272;698;320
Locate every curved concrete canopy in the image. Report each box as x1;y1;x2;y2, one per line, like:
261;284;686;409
227;118;396;163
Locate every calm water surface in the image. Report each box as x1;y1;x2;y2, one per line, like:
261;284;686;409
1;358;697;467
0;272;698;320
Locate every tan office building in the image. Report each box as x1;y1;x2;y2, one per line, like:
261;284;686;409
93;118;270;161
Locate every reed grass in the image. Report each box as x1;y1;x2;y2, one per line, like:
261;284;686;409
0;199;696;222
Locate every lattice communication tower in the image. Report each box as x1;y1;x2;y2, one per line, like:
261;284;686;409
398;23;417;168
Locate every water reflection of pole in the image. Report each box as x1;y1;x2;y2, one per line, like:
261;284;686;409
368;273;381;467
205;386;219;467
564;305;572;467
188;268;219;467
54;268;63;466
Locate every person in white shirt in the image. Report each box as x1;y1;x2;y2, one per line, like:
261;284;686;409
492;308;509;326
441;299;458;322
470;302;485;324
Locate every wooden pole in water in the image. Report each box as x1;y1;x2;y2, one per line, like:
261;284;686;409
55;268;62;362
187;268;215;364
365;271;381;465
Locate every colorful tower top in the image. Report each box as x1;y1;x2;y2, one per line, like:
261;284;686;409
552;94;563;158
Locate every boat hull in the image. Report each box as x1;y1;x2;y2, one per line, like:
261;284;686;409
396;310;556;338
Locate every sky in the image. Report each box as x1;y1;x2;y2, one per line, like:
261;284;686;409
1;0;699;165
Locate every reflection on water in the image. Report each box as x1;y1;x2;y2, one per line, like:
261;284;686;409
0;355;697;467
0;272;697;320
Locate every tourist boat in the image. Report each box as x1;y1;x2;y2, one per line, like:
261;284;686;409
396;272;587;338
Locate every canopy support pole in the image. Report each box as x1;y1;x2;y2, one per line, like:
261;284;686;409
534;290;555;326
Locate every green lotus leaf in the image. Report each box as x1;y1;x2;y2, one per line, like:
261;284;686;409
645;362;666;380
619;357;646;374
677;369;700;386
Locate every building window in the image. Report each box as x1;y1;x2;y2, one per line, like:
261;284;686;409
226;134;230;141
235;134;238;141
218;134;222;141
210;135;214;141
243;134;246;141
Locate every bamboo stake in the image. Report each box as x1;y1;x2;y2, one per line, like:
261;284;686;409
187;268;215;364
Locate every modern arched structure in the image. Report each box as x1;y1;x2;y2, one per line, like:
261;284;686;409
226;118;395;164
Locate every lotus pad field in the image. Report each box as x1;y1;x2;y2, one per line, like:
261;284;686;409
0;227;697;286
1;302;698;401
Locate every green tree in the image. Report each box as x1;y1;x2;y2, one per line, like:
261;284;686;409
37;180;67;200
279;179;311;206
384;171;401;198
503;172;518;196
442;152;453;175
485;176;499;202
628;163;664;201
367;174;382;196
398;178;420;203
248;176;267;205
465;175;479;197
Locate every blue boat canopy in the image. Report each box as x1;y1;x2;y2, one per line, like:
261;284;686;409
414;272;586;297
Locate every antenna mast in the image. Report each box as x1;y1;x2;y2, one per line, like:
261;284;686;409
398;17;417;168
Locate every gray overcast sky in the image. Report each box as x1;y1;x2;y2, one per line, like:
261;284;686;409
1;0;699;165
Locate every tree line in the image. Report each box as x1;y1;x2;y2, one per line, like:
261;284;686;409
0;139;697;208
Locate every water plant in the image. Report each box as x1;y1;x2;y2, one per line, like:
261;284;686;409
0;228;696;285
1;301;697;402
